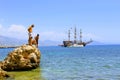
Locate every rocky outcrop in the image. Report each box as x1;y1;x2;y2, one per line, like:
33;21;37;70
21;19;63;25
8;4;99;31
0;67;10;79
1;44;41;71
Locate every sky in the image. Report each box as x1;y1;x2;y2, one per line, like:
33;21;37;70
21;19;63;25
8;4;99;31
0;0;120;44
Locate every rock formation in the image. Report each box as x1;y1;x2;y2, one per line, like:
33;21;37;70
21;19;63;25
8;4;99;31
0;68;10;79
0;24;41;79
1;44;41;71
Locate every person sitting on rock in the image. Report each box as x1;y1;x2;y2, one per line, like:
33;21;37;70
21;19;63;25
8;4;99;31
32;39;37;46
28;36;38;47
35;34;39;47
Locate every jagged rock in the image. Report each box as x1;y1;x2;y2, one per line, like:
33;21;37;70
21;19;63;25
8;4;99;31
1;44;41;71
0;68;10;79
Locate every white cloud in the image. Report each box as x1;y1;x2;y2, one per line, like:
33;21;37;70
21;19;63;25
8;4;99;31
8;24;26;33
82;33;104;42
40;31;66;41
0;24;104;42
0;24;28;40
8;24;28;40
0;24;66;41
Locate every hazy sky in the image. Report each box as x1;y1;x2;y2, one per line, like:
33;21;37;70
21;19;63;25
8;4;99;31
0;0;120;44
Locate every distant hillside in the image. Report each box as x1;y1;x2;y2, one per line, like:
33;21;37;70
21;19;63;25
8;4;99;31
0;36;61;47
88;41;105;45
39;40;61;46
0;35;105;47
0;35;26;47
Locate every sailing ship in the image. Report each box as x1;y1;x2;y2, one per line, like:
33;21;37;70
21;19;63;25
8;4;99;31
62;27;93;47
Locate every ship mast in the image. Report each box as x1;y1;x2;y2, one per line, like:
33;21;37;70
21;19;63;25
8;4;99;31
74;27;77;44
80;29;82;43
68;29;70;41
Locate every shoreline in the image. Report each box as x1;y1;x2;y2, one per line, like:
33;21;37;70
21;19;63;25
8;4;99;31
0;46;19;48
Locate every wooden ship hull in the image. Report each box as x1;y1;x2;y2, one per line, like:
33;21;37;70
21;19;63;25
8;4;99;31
63;41;91;47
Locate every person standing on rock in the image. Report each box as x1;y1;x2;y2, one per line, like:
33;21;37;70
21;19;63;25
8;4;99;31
28;36;33;46
28;24;34;45
35;34;39;47
28;24;34;37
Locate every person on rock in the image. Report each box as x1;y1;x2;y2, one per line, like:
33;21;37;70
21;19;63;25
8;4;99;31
28;24;34;45
35;34;39;47
28;36;33;46
28;24;34;37
32;38;37;46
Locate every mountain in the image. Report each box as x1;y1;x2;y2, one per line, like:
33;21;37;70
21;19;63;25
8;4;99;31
88;41;105;45
0;35;105;47
39;40;61;46
0;35;61;47
0;35;26;47
0;36;61;47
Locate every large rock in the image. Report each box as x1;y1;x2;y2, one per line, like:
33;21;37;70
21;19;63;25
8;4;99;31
1;44;41;71
0;67;10;79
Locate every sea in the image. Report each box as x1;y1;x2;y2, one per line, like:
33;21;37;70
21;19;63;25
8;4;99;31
1;45;120;80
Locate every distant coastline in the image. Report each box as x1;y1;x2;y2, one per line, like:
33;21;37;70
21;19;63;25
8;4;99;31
0;46;19;48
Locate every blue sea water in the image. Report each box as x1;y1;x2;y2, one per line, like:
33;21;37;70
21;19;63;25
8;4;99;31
1;45;120;80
